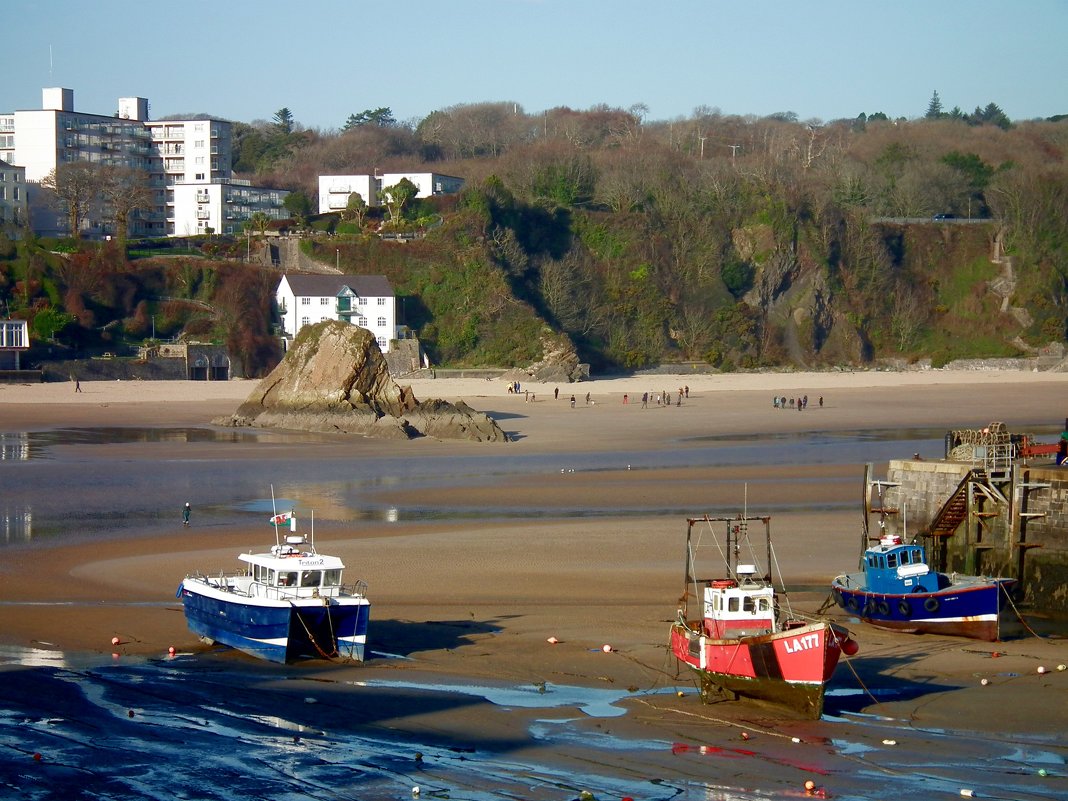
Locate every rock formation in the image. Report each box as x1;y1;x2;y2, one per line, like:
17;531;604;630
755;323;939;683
217;321;507;442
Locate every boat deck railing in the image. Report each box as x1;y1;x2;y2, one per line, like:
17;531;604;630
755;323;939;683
187;572;368;601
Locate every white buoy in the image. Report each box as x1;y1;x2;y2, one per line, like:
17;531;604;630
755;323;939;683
980;678;989;686
1037;666;1047;674
601;643;612;653
960;790;976;798
546;636;559;644
882;739;897;746
1057;664;1066;671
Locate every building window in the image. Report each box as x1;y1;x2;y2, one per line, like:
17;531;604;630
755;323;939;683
377;317;386;327
377;337;387;349
357;297;366;305
358;317;367;327
377;297;386;306
301;297;310;305
195;173;205;181
301;317;310;327
321;297;330;305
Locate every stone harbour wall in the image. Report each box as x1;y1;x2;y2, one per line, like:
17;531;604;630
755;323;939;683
880;459;1068;612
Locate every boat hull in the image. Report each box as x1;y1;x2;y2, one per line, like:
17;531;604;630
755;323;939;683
670;620;847;719
831;575;1014;642
180;581;370;663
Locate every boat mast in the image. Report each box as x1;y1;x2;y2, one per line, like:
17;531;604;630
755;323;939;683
270;485;281;548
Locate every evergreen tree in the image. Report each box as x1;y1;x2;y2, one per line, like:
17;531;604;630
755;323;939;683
925;90;944;119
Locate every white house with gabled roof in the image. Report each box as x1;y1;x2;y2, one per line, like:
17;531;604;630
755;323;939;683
276;274;396;352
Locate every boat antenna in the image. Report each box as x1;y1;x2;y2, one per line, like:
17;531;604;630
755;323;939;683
270;484;281;548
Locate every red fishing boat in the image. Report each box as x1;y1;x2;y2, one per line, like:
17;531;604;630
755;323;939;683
670;514;858;718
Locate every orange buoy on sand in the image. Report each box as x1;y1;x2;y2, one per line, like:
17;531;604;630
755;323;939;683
168;646;176;656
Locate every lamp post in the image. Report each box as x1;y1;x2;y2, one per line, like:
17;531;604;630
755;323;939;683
246;228;250;262
336;248;340;271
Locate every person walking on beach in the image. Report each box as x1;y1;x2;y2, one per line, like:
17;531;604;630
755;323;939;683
554;387;559;400
75;378;81;393
570;395;576;408
182;502;191;526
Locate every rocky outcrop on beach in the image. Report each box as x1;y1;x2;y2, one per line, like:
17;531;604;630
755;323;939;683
216;321;507;442
516;334;587;383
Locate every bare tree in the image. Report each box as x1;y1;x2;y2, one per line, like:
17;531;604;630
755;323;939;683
890;287;928;351
40;162;101;239
99;165;153;251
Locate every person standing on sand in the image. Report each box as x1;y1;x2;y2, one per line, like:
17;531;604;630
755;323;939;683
570;395;576;408
554;387;559;400
182;502;191;526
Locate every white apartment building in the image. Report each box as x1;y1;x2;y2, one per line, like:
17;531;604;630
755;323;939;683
276;274;396;352
1;88;283;238
318;174;379;215
317;172;463;214
0;159;28;237
173;180;289;237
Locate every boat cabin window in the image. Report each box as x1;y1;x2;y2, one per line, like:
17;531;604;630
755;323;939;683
867;555;877;568
886;553;898;569
299;570;321;588
278;571;297;587
728;597;740;612
758;597;770;611
323;568;341;587
743;596;755;613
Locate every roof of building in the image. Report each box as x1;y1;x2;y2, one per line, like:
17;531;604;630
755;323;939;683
281;274;394;298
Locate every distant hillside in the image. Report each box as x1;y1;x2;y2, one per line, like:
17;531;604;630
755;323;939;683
3;103;1066;375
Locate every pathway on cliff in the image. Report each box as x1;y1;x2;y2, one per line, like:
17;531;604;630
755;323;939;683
276;236;340;274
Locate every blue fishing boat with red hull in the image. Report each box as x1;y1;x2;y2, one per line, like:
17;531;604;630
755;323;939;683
831;534;1014;641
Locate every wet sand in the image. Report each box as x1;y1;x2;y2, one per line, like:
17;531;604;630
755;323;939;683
1;372;1067;799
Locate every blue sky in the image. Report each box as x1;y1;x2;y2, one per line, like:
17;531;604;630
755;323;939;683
5;0;1066;129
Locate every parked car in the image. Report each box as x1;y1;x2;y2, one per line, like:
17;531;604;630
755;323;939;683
933;213;956;220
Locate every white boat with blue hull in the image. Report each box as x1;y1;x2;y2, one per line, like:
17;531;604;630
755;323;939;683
179;511;370;663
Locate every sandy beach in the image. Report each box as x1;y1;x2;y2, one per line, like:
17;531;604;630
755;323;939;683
1;370;1067;799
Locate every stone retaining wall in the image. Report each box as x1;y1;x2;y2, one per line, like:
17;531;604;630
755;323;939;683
880;459;1068;611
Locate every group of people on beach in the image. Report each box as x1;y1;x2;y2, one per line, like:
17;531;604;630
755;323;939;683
773;394;823;410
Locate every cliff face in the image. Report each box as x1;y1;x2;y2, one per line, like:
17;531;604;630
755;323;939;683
220;320;507;442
